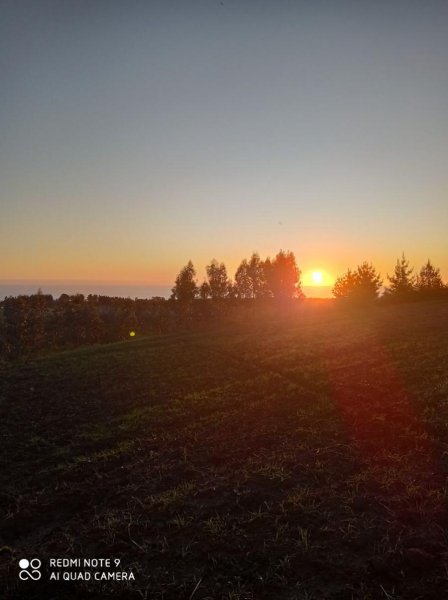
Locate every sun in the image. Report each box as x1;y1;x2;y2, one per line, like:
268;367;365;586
311;271;324;285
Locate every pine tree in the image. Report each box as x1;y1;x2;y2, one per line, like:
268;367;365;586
333;262;382;303
386;253;415;297
416;260;445;292
332;269;358;300
356;262;383;301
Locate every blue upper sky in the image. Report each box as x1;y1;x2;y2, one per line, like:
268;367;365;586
1;0;447;288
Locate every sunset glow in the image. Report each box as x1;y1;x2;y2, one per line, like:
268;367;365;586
2;4;448;597
1;2;447;293
302;269;333;288
312;271;324;285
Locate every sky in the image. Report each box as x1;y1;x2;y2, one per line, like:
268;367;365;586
1;0;448;295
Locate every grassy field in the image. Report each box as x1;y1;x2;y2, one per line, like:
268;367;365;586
2;300;448;599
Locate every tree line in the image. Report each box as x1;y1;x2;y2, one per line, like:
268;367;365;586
0;293;171;361
0;251;446;360
172;251;447;304
332;254;447;303
172;250;302;302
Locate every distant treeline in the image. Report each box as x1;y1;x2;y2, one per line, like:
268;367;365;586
1;252;446;360
172;251;302;302
0;292;284;361
0;293;172;360
332;254;447;303
171;251;447;304
172;250;448;303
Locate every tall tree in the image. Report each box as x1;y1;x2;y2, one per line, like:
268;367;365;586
264;250;302;299
206;259;229;299
234;259;252;299
356;262;383;301
171;261;198;303
333;262;382;303
386;253;415;297
332;269;358;301
247;253;266;298
234;253;266;299
416;260;445;291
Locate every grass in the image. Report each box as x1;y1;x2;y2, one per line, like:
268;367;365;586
1;300;448;599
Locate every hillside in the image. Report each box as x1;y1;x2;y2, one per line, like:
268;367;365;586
2;300;448;599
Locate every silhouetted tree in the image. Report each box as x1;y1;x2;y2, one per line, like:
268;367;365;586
332;269;358;301
416;260;445;295
171;261;198;303
333;262;382;303
206;259;229;299
386;253;415;298
356;262;382;301
235;259;252;299
234;254;266;299
264;250;302;299
248;253;266;298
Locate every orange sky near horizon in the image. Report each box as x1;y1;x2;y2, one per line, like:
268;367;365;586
3;247;447;291
2;3;448;292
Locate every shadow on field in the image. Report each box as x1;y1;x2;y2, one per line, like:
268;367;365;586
1;301;448;599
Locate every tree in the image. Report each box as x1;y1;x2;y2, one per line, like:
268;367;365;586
356;262;383;301
234;253;266;299
235;259;252;299
206;259;229;299
171;261;198;303
332;269;358;300
247;253;266;298
386;253;415;297
264;250;303;299
416;260;445;293
333;262;382;303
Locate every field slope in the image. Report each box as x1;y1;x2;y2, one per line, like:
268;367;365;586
2;301;448;599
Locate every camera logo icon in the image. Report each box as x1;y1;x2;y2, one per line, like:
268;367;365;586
19;558;42;581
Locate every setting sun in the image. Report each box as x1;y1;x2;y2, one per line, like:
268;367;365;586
312;271;324;285
302;269;333;292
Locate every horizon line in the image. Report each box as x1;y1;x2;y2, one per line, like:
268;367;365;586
0;279;334;288
0;279;172;285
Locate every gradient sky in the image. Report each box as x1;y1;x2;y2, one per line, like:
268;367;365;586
1;0;448;290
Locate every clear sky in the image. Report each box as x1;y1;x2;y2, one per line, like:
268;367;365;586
1;0;447;291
